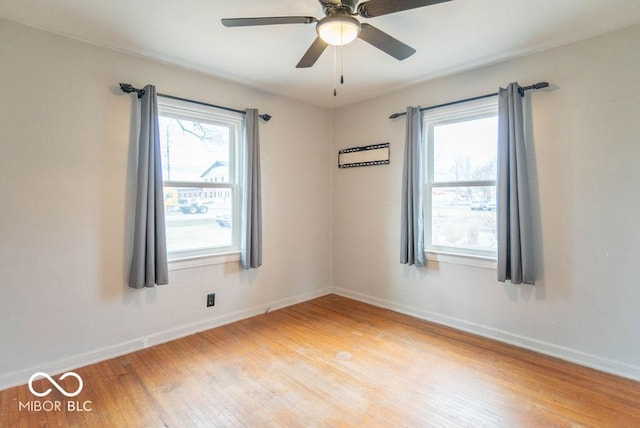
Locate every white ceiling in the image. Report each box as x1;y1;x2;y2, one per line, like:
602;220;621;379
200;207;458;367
2;0;640;108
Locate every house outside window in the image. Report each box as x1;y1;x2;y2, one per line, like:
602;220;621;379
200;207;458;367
158;98;243;260
423;97;498;258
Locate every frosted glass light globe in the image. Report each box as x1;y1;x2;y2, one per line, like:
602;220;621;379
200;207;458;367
317;15;361;46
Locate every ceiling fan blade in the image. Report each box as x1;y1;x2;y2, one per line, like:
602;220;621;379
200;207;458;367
296;37;329;68
357;0;452;18
358;23;416;60
221;16;317;27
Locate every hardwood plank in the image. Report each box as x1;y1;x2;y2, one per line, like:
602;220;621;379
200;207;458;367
1;294;638;427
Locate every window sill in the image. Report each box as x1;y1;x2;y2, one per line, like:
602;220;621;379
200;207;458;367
426;251;496;270
169;251;241;271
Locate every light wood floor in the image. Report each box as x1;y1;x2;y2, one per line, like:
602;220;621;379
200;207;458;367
1;294;639;427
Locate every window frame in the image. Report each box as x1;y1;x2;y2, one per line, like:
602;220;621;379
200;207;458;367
157;97;244;262
423;96;499;259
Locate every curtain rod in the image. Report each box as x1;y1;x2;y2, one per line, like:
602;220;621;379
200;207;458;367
119;83;272;122
388;82;549;119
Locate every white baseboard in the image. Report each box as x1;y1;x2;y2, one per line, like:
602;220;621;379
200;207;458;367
0;287;333;391
331;287;640;382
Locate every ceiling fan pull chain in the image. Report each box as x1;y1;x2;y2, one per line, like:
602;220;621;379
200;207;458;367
333;45;338;96
340;44;345;85
340;21;345;85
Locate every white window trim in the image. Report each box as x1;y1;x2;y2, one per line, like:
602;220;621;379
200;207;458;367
158;97;244;263
169;251;241;271
424;96;499;260
426;250;496;270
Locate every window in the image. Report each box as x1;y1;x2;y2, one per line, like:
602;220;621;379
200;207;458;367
424;97;498;258
158;98;243;260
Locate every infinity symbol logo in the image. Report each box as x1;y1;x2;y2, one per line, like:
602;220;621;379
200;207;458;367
28;372;84;398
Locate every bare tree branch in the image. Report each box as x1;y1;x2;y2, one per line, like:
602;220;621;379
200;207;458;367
176;119;207;140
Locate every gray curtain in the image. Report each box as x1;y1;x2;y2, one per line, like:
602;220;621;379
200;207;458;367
497;83;535;284
129;85;169;288
400;106;425;266
241;109;262;269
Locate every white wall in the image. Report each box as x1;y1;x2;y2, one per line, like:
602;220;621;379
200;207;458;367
332;24;640;380
0;20;332;389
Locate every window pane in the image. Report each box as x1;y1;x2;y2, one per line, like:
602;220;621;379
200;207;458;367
159;116;230;183
432;116;497;182
430;186;496;253
164;187;233;253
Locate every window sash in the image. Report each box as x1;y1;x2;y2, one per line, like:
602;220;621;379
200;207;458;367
158;97;243;260
424;184;497;258
164;184;240;260
424;97;498;258
430;180;496;188
158;97;242;186
164;181;235;189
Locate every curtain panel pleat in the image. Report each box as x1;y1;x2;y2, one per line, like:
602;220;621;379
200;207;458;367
241;109;262;269
129;85;169;288
497;83;535;284
400;106;426;267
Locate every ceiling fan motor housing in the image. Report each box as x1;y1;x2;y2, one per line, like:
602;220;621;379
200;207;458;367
320;0;359;14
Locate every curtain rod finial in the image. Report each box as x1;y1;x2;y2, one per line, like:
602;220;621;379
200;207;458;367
119;83;145;98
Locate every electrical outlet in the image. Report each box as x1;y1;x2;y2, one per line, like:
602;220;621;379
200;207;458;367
206;293;215;308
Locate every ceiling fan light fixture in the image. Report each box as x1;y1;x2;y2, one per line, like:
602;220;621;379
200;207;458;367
316;15;361;46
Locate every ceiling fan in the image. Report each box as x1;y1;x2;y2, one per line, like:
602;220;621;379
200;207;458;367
221;0;452;68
